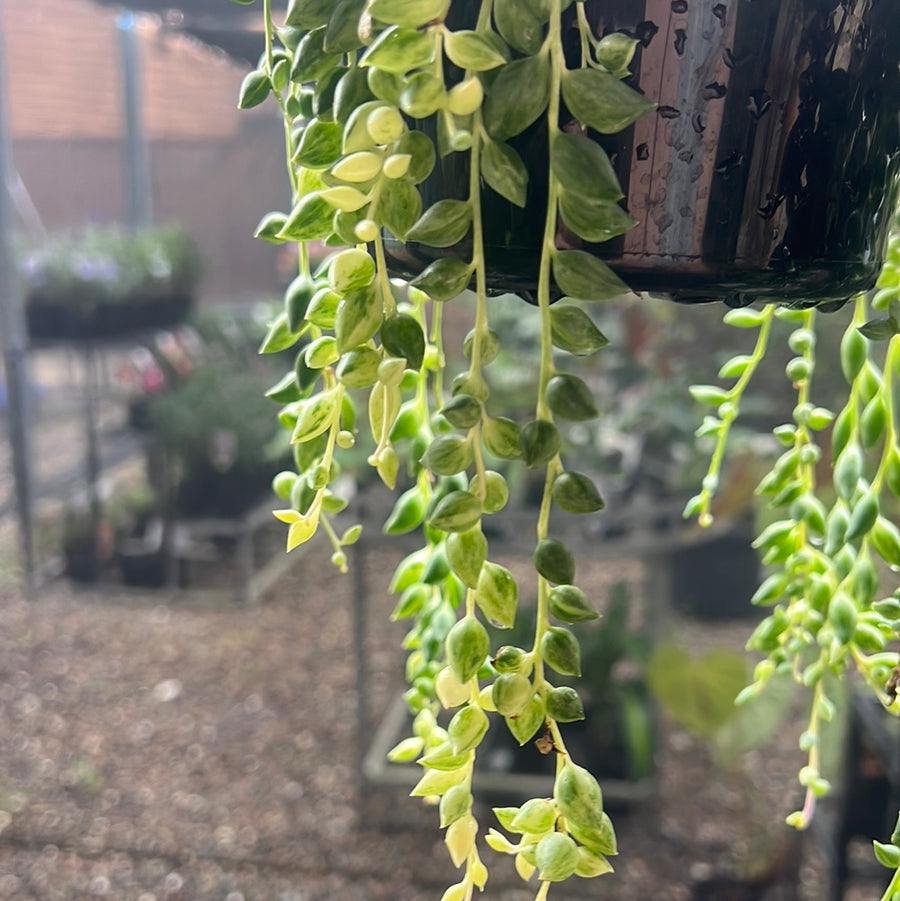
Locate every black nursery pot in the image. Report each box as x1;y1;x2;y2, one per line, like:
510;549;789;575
387;0;900;305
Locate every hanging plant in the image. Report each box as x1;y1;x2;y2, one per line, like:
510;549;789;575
233;0;900;898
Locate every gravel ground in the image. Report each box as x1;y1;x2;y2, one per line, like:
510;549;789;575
0;531;890;901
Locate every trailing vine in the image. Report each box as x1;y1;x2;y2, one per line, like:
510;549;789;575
690;232;900;829
234;0;900;896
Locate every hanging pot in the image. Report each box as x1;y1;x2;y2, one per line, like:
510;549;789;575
386;0;900;305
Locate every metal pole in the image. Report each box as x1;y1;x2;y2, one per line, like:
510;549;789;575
118;11;153;229
0;0;36;594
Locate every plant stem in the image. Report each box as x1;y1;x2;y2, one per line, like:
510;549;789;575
695;305;774;525
531;0;565;689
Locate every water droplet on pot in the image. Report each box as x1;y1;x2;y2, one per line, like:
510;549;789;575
702;82;728;100
656;211;674;233
635;20;659;47
723;47;736;68
677;150;693;163
674;28;687;56
658;105;681;119
712;4;727;26
748;89;772;120
757;193;785;219
715;151;744;176
636;143;650;161
671;0;688;12
692;112;707;134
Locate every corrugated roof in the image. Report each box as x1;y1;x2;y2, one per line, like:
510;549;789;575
2;0;261;142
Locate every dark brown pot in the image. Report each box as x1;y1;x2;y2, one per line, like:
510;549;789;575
386;0;900;306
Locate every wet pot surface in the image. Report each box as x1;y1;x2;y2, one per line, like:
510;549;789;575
387;0;900;305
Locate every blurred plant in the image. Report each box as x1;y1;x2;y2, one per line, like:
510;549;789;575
148;361;289;516
688;229;900;829
20;224;201;307
874;812;900;901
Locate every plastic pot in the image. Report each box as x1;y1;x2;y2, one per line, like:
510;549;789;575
386;0;900;305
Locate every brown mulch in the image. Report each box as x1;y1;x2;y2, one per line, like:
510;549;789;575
0;537;885;901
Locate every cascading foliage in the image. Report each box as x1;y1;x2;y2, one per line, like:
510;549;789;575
233;0;900;897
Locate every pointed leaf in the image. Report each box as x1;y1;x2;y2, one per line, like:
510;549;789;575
407;200;472;247
481;138;528;207
561;67;655;133
444;30;507;70
483;55;551;141
552;250;630;301
552;132;623;201
559;192;636;243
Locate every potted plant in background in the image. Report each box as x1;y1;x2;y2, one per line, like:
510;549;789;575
234;0;900;898
19;224;202;341
147;360;290;518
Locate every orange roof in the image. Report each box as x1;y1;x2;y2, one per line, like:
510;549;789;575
1;0;260;142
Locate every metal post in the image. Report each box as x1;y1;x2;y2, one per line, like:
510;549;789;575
0;0;36;594
118;11;153;229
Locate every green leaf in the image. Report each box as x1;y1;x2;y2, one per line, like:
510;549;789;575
285;0;333;28
533;538;575;585
536;832;579;883
551;133;623;201
381;312;426;369
552;250;630;301
689;384;730;406
446;615;489;683
541;626;581;677
446;527;487;589
494;0;544;55
549;305;608;357
548;584;599;623
840;325;867;382
482;416;523;459
333;66;375;124
279;193;335;242
379;179;423;240
483;55;551;141
545;685;585;723
545;373;598;421
259;312;302;354
393;130;436;184
410;257;472;301
406;200;472;247
266;371;302;404
368;0;450;28
595;32;638;76
429;490;483;533
519;419;561;468
558;192;636;243
334;284;382;352
294;118;344;169
552;471;605;514
444;30;507;71
505;694;544;745
359;26;435;75
873;841;900;870
254;211;289;244
561;67;656;133
291;387;341;444
238;68;271;109
475;562;519;629
400;71;446;118
723;307;767;328
859;316;900;340
481;138;528;208
324;0;366;52
291;27;341;83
